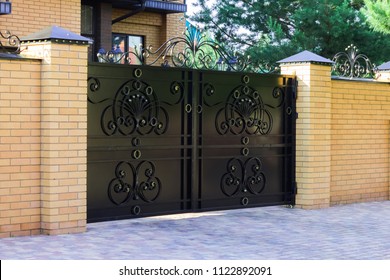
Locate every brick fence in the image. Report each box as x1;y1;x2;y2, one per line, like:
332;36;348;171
0;30;89;237
1;39;390;236
0;57;41;237
280;53;390;209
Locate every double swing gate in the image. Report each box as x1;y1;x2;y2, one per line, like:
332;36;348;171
87;63;297;222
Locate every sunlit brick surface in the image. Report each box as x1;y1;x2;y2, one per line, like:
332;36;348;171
282;63;390;208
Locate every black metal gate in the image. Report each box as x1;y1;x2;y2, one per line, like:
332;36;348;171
87;64;296;222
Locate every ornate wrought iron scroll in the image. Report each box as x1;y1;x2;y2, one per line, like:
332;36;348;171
211;75;285;135
88;69;184;136
0;30;21;54
221;157;266;197
251;61;280;74
108;161;161;206
332;45;375;78
97;27;250;71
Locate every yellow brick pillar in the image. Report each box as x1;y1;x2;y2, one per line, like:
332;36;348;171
375;62;390;202
21;26;90;235
279;51;333;209
376;61;390;82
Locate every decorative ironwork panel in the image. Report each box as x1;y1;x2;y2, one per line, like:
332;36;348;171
212;75;286;136
87;63;296;222
97;25;282;74
332;45;376;79
87;63;190;222
97;26;250;71
0;30;21;54
221;157;266;197
108;160;161;206
195;71;296;211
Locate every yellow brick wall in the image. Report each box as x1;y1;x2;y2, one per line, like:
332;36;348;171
0;58;41;237
0;0;80;36
112;9;186;65
282;62;390;208
112;10;164;52
164;13;185;40
331;80;390;204
0;40;88;237
0;0;186;59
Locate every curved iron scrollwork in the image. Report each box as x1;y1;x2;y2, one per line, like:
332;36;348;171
108;161;161;206
252;62;280;74
88;72;184;136
213;75;285;135
221;157;266;197
0;30;21;54
101;79;169;136
332;44;375;78
87;77;109;104
98;27;250;71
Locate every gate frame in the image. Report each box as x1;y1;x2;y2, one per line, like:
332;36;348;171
86;62;297;222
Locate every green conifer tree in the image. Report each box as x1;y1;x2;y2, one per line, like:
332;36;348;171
362;0;390;34
189;0;390;65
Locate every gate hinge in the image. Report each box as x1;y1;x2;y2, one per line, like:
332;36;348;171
293;182;298;195
293;80;298;100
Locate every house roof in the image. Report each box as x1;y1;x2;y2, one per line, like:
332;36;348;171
106;0;187;13
278;50;334;65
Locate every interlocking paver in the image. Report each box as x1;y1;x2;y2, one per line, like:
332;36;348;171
1;201;390;259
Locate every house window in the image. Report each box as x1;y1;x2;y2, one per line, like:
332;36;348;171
0;0;12;15
112;33;144;65
81;4;94;36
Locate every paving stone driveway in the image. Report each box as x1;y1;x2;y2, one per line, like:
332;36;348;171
1;201;390;259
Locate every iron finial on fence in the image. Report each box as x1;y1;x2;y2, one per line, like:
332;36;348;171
331;44;375;78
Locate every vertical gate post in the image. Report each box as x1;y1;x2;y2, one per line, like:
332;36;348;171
21;27;90;234
279;51;333;209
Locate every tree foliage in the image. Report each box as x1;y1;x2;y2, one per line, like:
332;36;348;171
189;0;390;66
362;0;390;34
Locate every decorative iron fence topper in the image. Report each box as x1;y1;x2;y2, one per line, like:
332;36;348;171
98;27;250;71
332;44;375;78
97;27;279;73
0;30;21;54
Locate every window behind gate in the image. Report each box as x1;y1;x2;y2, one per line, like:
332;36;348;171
112;33;144;65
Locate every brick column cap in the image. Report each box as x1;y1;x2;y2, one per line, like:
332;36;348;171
278;50;334;66
20;26;91;45
377;61;390;72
